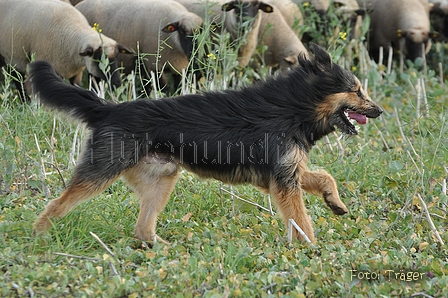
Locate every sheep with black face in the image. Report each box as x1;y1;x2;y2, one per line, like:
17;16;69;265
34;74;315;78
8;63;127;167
358;0;432;62
176;0;274;67
76;0;203;84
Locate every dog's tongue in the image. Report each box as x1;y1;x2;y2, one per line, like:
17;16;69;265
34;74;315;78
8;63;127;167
348;111;367;124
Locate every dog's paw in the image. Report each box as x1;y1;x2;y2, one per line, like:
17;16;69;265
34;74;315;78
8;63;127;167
330;205;349;215
134;229;171;246
33;216;53;234
131;235;171;249
323;192;349;215
151;234;171;246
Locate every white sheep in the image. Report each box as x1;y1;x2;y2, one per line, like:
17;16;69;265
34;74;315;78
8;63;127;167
0;0;129;87
256;3;308;72
76;0;203;82
357;0;432;62
264;0;304;37
175;0;274;67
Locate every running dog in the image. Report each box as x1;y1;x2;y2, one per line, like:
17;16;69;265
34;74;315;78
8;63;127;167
28;45;382;244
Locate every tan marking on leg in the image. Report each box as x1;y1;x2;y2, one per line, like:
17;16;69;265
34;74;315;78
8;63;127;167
34;176;118;233
122;160;179;244
269;180;315;243
301;169;348;215
269;147;315;242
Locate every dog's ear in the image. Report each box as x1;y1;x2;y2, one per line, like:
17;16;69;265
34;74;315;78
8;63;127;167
311;43;333;69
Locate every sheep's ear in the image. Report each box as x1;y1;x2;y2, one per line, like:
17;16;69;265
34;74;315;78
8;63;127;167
162;22;179;33
396;29;408;38
258;3;274;13
311;43;332;67
222;1;237;11
118;44;133;55
284;55;297;66
79;46;94;57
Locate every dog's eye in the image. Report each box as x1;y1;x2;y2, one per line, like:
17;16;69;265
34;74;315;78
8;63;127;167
356;89;363;97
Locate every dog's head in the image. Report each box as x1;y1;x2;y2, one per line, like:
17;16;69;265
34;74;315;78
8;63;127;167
298;45;383;136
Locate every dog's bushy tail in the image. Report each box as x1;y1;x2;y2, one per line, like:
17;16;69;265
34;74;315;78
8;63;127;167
27;60;114;125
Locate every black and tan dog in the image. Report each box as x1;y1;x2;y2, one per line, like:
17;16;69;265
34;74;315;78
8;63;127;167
28;45;382;244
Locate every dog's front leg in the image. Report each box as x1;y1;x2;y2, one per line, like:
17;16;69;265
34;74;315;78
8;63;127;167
269;181;315;243
301;169;348;215
122;162;180;245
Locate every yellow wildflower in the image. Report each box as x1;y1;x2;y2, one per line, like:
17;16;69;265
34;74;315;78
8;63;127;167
339;32;347;41
93;23;102;33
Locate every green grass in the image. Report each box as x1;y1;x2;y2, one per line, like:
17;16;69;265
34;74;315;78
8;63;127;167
1;9;447;297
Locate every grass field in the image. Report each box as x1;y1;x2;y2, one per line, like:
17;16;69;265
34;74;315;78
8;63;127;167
1;9;448;297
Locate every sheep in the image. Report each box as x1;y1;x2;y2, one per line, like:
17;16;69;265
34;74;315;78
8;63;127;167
0;0;129;88
76;0;203;90
256;3;308;72
358;0;432;62
264;0;304;37
175;0;274;67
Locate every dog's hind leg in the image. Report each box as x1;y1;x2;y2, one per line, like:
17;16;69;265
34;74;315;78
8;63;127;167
301;169;348;215
121;159;179;244
34;174;119;233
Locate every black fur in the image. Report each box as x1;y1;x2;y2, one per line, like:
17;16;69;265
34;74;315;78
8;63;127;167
28;45;378;190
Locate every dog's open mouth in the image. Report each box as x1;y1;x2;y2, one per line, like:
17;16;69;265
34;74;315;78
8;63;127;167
346;110;367;124
339;103;383;135
338;109;369;135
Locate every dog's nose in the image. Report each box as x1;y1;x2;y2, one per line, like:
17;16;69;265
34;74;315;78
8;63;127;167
374;109;383;118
